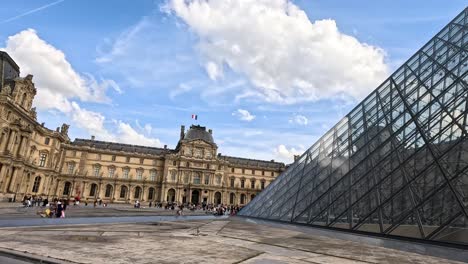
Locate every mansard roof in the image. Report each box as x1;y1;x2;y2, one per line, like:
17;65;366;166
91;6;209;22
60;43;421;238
183;125;215;144
71;138;174;155
219;155;285;169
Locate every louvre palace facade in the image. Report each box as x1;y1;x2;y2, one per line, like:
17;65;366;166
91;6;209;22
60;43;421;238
0;51;285;205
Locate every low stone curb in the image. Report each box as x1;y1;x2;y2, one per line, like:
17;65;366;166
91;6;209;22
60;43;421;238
0;247;76;264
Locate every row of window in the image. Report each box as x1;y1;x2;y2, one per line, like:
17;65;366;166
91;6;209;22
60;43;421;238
90;165;158;180
230;178;265;189
94;154;153;165
230;167;275;176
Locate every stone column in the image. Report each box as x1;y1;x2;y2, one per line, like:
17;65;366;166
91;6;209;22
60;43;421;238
112;183;117;203
141;185;146;202
81;181;87;200
3;130;12;153
1;130;11;153
6;130;17;154
15;135;24;157
4;167;18;193
0;164;8;191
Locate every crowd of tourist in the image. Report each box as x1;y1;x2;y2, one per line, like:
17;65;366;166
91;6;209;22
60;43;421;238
21;195;242;218
142;201;242;216
22;196;69;218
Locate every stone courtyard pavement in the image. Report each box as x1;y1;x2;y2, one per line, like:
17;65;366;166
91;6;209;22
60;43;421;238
0;217;463;264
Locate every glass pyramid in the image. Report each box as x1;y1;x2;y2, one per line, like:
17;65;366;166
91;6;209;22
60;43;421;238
239;8;468;247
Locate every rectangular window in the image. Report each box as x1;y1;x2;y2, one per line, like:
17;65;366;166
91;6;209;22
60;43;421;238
94;166;100;177
39;153;47;167
230;178;235;187
112;155;116;161
67;163;75;174
44;137;50;145
126;157;130;163
251;180;255;189
140;158;144;164
242;168;245;174
271;172;274;176
252;170;255;175
204;175;209;185
108;167;115;178
137;170;143;180
150;170;156;181
262;171;265;176
216;175;221;185
123;168;129;179
231;168;234;173
193;175;200;184
261;181;265;189
241;179;245;188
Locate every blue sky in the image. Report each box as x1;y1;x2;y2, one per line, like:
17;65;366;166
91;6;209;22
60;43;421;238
0;0;465;163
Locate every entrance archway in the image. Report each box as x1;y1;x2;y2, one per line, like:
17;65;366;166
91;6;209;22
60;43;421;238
167;188;175;202
191;189;200;205
214;192;222;205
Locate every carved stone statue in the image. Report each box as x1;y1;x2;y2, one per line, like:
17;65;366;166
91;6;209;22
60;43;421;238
30;107;37;119
1;84;11;96
60;123;70;136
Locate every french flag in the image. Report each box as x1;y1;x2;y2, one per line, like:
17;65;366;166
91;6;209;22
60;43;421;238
191;114;198;120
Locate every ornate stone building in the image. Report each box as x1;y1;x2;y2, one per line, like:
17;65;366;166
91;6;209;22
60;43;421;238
0;51;285;205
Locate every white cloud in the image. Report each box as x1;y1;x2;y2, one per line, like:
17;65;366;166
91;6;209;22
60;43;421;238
166;0;389;103
169;83;192;99
289;114;308;125
274;144;304;162
205;61;222;80
2;29;162;148
232;109;255;121
2;29;121;109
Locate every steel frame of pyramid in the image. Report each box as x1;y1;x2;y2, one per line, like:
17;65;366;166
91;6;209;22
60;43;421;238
239;8;468;247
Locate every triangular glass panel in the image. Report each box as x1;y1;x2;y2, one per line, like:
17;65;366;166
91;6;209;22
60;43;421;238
239;8;468;247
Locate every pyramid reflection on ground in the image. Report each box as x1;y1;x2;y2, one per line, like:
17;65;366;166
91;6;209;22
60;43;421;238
239;8;468;247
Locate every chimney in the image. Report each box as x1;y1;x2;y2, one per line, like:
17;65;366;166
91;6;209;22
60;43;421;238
180;125;185;140
294;155;299;161
56;127;60;132
164;145;167;149
208;129;212;134
91;135;95;141
271;159;275;162
41;122;45;127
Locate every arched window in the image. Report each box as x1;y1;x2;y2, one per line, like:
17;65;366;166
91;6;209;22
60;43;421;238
240;194;246;204
105;184;113;198
32;176;41;193
230;193;236;204
148;187;155;200
167;188;175;202
134;186;142;199
120;186;128;198
63;182;71;195
89;183;97;197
